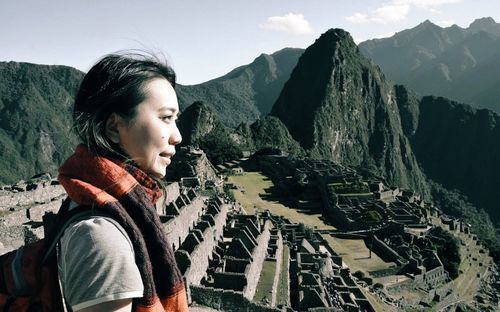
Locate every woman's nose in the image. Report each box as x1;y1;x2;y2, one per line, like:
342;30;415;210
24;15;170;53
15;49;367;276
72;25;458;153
169;124;182;145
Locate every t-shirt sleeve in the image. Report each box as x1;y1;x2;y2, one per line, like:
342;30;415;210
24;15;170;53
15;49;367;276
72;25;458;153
58;217;144;311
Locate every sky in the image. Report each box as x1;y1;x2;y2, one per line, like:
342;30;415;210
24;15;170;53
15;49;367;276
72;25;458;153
1;0;499;85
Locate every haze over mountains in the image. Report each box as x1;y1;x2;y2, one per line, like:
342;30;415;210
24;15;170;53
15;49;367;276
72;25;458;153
359;17;500;113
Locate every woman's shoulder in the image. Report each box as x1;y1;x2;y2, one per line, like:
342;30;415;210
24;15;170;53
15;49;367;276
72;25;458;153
58;216;144;310
60;216;134;257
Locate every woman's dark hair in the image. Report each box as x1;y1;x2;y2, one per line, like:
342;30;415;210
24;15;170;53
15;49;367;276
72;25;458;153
73;52;176;158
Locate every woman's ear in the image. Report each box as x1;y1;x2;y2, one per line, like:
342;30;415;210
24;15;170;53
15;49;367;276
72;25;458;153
105;113;122;144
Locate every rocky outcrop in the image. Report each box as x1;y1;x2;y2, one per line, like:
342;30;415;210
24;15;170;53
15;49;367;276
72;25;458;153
271;29;429;196
177;101;218;146
178;102;303;163
233;116;304;155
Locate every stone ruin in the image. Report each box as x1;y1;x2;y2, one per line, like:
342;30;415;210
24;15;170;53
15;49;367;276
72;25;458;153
1;147;496;312
0;173;65;254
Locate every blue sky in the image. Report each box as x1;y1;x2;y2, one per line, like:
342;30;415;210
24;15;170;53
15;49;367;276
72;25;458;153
1;0;499;85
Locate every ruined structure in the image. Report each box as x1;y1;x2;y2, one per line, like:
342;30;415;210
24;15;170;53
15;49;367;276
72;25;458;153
0;148;495;311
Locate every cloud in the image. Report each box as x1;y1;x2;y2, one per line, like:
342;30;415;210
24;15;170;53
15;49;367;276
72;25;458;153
408;0;462;9
347;2;410;24
346;0;462;24
260;13;313;35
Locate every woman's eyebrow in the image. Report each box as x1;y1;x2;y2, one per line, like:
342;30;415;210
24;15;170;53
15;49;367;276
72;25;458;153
158;107;177;113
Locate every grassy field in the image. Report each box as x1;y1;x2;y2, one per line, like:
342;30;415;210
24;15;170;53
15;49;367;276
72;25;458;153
322;235;396;274
229;172;335;230
253;260;276;303
452;227;491;302
276;245;290;307
229;171;432;311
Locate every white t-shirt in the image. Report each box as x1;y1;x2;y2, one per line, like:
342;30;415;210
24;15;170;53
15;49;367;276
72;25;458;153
57;216;144;311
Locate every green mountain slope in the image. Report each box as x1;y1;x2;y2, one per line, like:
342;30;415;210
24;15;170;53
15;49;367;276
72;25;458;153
176;48;303;127
0;62;83;184
271;29;430;196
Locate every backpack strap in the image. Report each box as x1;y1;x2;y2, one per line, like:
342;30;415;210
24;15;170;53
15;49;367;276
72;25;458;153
42;201;113;263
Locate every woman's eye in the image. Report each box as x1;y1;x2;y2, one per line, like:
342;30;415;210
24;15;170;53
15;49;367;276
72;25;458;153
160;115;175;122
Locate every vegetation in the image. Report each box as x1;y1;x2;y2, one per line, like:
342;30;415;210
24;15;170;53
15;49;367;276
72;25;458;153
253;260;276;303
328;181;370;194
0;62;83;184
198;124;242;165
429;226;461;279
244;116;304;156
223;183;236;202
364;210;383;222
430;181;500;264
176;48;303;127
276;245;290;306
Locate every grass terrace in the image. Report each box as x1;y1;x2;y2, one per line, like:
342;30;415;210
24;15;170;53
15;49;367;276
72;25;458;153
322;235;397;274
276;245;290;306
229;172;335;230
253;260;276;303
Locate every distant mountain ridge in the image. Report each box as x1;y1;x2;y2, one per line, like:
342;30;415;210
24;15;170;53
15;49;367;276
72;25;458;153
1;25;499;230
176;48;303;127
359;17;500;113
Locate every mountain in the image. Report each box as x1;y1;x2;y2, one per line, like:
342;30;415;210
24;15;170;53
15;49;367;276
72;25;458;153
359;17;500;113
177;101;218;146
0;62;83;184
406;96;500;222
177;101;303;165
0;48;303;184
468;17;500;36
176;48;303;127
271;29;430;196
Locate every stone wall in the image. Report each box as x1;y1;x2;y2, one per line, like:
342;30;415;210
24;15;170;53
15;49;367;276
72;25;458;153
164;182;180;205
423;265;448;286
0;180;64;212
243;221;272;300
0;182;65;254
190;285;282;312
165;196;206;250
214;272;247;291
372;235;405;265
185;204;229;285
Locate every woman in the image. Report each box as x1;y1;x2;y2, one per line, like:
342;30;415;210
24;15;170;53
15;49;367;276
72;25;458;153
56;53;187;312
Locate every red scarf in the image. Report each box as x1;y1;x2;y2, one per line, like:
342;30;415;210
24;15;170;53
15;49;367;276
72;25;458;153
58;144;188;312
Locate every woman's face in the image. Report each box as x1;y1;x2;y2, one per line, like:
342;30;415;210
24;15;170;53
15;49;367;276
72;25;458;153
115;78;182;178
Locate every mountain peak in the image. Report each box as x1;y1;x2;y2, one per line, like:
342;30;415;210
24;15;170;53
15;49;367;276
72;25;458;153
470;17;496;28
468;17;500;36
416;19;439;30
311;28;358;57
321;28;354;42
